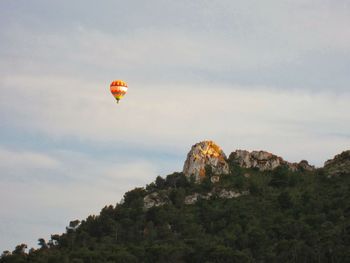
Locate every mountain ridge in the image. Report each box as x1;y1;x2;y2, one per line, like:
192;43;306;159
183;141;316;183
1;141;349;263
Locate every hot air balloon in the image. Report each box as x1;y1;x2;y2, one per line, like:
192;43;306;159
110;80;128;103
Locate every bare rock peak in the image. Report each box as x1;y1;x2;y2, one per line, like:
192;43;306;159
183;141;316;181
181;140;350;184
183;140;229;182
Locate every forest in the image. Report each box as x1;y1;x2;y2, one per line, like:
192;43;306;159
1;159;350;263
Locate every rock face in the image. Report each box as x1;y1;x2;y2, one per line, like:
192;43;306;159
183;189;247;205
144;188;247;209
324;150;350;176
229;150;315;172
298;160;315;171
183;141;229;182
143;192;167;210
183;141;315;182
229;150;284;171
218;189;243;199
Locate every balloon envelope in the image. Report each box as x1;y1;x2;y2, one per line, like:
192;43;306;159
110;80;128;103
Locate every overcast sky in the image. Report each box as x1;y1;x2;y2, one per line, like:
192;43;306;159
1;0;349;252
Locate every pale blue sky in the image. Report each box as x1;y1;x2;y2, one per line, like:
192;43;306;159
1;0;349;251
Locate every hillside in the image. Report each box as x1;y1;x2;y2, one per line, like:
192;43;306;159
1;141;350;263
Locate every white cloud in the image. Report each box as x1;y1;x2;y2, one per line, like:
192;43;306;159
1;73;349;165
0;148;60;170
0;147;61;182
2;1;350;82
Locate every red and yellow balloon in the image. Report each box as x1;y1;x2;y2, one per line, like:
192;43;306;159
110;80;128;103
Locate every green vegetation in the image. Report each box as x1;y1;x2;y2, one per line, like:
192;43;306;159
2;165;350;263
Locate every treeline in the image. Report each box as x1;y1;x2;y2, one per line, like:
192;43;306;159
1;164;350;262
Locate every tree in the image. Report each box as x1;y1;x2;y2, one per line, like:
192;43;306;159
165;172;188;188
12;244;27;255
1;251;11;257
38;238;48;249
123;188;146;207
155;176;166;189
269;166;289;187
169;188;186;208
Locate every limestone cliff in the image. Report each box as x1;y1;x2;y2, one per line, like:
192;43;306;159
182;141;229;182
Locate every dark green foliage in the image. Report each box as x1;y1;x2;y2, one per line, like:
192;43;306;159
155;176;166;189
2;168;350;263
277;191;293;209
37;239;47;250
269;166;290;187
165;172;189;189
169;188;186;208
123;188;147;207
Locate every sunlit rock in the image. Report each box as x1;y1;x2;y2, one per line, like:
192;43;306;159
183;140;229;182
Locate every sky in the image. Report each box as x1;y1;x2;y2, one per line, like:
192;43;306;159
1;0;350;252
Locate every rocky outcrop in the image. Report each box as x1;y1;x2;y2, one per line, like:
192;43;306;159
229;150;315;172
218;189;243;199
184;193;200;205
298;160;315;171
229;150;284;171
183;189;246;205
183;141;229;182
143;192;168;210
144;188;247;209
324;150;350;176
183;141;315;181
210;175;220;183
